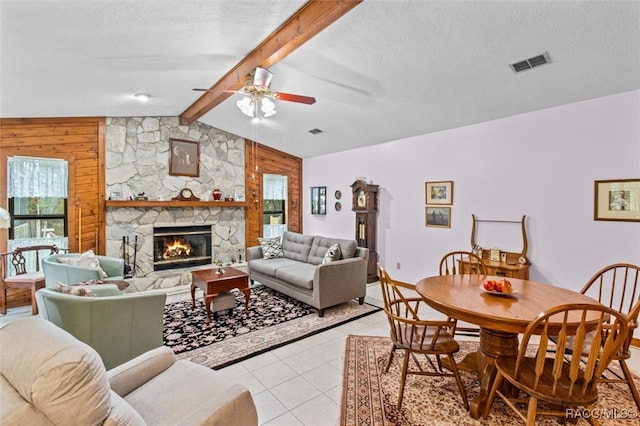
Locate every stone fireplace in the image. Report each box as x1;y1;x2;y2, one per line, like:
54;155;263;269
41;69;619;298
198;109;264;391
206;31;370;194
153;225;212;271
104;116;246;291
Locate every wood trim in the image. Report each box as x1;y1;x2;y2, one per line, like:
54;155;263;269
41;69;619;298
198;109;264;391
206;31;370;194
632;337;640;348
180;0;363;124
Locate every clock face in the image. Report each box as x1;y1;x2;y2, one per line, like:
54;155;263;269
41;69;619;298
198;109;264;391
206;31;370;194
181;188;193;199
357;190;367;208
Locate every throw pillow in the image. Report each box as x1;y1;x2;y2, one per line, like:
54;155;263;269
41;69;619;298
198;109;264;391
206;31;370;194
53;282;97;297
322;243;342;264
57;250;109;278
258;237;285;259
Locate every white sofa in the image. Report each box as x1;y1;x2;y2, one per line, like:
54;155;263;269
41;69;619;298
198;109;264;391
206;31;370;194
0;317;258;425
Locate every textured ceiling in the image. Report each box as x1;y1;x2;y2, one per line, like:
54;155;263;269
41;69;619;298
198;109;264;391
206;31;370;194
1;1;639;158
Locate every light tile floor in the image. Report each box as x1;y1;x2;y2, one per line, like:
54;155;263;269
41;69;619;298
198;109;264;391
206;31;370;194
2;283;639;426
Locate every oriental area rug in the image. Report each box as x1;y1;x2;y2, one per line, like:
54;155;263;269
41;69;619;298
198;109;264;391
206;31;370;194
341;335;640;426
163;285;380;369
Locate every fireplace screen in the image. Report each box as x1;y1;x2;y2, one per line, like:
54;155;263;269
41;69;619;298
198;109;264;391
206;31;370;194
153;225;212;271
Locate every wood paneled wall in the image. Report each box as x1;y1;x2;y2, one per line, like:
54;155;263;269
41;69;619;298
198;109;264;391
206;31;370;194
0;117;106;254
245;140;302;248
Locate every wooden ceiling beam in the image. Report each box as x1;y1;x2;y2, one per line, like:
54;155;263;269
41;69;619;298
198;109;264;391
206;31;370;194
179;0;363;125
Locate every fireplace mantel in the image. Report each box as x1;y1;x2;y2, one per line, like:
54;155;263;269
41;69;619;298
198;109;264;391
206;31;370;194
105;200;248;208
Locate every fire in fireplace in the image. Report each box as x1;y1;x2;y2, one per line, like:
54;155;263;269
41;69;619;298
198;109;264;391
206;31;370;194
153;225;212;271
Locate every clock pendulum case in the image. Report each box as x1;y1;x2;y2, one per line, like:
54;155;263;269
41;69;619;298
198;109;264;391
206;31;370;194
351;180;379;282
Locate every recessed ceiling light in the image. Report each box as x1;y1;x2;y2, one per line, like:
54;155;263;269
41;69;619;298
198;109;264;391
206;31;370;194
133;93;151;102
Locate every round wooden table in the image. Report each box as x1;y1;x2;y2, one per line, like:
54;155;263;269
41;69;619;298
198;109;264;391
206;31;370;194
416;274;602;419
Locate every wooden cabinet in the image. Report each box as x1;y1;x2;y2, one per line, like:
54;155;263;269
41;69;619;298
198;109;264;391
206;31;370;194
466;214;530;280
460;258;529;279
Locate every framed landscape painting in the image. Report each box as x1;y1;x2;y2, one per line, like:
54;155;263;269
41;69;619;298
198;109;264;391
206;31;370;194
425;181;453;205
426;206;451;228
594;178;640;222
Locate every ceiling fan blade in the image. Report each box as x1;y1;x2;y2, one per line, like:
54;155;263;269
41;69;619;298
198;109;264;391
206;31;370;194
274;92;316;105
192;88;237;93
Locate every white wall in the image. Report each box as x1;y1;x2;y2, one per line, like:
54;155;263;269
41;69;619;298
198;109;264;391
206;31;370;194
303;90;640;291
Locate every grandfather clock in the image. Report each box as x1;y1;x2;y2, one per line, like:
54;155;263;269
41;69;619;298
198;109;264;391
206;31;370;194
351;180;379;282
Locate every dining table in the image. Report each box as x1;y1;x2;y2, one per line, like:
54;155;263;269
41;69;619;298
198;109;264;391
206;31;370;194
415;274;603;419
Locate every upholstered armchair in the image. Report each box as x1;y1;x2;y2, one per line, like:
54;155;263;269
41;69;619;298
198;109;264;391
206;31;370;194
42;252;125;287
36;287;166;369
0;317;258;426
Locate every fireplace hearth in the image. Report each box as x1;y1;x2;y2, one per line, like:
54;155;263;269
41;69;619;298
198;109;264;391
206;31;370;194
153;225;212;271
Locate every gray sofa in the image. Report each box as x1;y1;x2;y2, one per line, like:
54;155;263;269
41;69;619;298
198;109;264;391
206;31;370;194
247;231;368;316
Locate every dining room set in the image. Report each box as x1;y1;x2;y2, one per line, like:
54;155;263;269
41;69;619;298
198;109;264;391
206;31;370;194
376;250;640;425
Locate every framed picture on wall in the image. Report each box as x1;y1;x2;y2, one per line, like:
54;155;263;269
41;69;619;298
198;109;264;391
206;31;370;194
425;206;451;228
311;186;326;215
594;178;640;222
425;181;453;205
169;138;199;177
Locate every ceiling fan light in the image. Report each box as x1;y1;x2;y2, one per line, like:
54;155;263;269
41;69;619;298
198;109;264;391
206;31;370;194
236;96;255;117
261;98;276;117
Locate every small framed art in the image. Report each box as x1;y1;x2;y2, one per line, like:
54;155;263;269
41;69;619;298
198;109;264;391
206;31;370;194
311;186;327;215
426;206;451;228
425;181;453;205
169;138;199;177
594;178;640;222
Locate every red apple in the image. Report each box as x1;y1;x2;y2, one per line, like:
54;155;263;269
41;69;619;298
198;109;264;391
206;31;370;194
494;281;503;293
483;280;495;291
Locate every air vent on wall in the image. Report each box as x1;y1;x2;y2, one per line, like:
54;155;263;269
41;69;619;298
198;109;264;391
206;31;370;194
510;52;551;73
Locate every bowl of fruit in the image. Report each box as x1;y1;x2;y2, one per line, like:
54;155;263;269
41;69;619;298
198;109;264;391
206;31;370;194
480;279;516;296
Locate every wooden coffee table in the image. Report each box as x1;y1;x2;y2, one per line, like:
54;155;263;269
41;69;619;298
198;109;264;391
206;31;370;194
190;267;250;324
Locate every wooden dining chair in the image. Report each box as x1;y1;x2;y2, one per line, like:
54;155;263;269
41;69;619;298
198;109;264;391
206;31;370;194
439;250;487;276
576;263;640;410
484;303;628;425
378;263;469;410
439;251;487;336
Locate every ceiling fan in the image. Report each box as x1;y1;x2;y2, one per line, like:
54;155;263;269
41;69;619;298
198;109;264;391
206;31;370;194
193;67;316;118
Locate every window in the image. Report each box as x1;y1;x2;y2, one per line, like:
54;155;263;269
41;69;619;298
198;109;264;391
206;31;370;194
7;156;69;250
8;196;67;239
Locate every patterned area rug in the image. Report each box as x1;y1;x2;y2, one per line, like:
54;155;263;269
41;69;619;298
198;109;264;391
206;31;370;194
341;335;640;426
163;285;381;369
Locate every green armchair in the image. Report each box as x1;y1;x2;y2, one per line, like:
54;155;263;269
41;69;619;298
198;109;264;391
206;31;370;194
36;287;166;369
42;252;125;287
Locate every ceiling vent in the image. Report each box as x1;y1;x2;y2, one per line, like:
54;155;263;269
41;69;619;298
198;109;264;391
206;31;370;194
308;128;323;135
510;52;551;73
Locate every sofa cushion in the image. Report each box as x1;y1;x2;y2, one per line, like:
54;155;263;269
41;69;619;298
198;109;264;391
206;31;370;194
124;360;257;425
53;282;97;297
322;243;342;264
307;236;357;265
57;249;109;278
281;231;314;262
275;263;316;290
258;237;285;259
0;318;111;425
249;258;301;276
